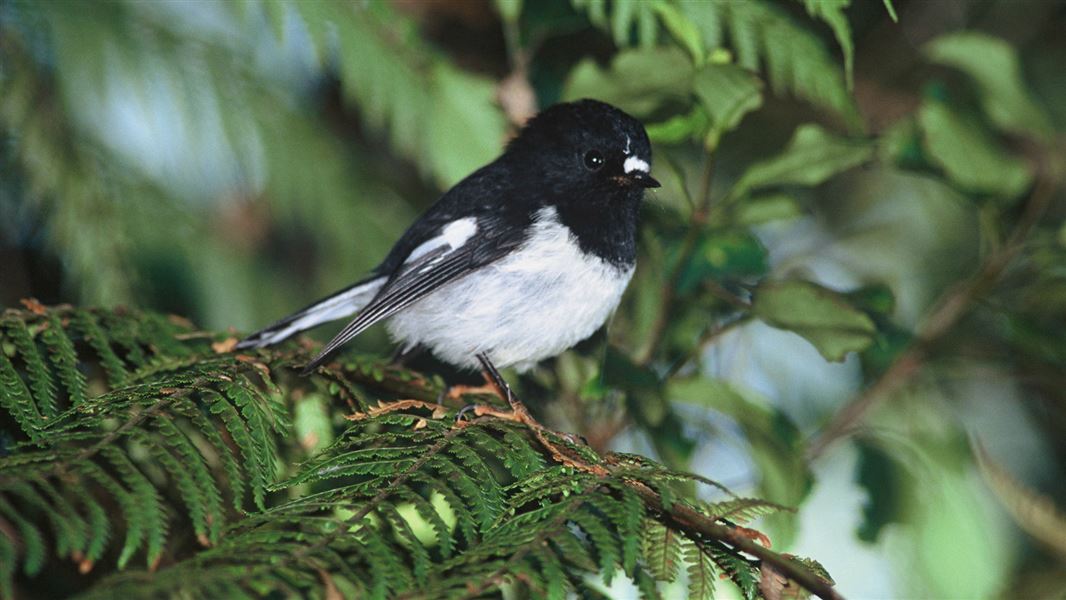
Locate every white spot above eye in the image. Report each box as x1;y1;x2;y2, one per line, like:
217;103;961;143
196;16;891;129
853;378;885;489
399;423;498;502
624;135;632;155
405;217;478;263
623;155;650;174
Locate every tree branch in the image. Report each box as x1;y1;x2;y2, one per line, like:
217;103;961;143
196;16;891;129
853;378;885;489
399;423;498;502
623;478;845;600
805;156;1058;462
637;155;716;365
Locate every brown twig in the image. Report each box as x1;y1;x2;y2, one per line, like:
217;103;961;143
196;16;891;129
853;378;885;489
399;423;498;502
805;156;1058;462
625;479;845;600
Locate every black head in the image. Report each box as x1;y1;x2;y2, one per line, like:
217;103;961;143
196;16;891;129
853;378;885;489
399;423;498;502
505;99;660;202
503;99;657;266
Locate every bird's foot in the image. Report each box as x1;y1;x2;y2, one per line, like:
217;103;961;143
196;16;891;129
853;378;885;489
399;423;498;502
452;353;608;475
456;401;605;475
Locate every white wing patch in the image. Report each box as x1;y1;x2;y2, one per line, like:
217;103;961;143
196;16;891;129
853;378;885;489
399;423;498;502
405;217;478;264
623;155;650;174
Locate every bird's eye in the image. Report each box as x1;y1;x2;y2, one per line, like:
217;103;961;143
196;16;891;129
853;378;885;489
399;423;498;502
583;149;605;171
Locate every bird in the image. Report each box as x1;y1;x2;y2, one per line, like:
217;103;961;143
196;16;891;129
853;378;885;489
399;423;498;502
236;99;659;442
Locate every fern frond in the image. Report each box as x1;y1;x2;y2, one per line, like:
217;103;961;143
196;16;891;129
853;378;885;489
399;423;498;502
4;318;58;420
282;1;508;188
642;519;682;582
0;306;835;599
572;0;859;125
684;538;718;600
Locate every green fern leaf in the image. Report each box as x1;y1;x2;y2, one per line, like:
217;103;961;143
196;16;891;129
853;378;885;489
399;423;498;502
380;502;434;581
641;519;681;582
549;528;599;573
186;399;246;512
534;546;571;600
209;391;268;510
36;477;91;560
0;532;15;600
102;446;168;568
416;472;477;547
289;1;507;188
142;422;223;546
396;486;455;559
634;563;665;600
798;0;854;88
0;353;43;440
571;509;620;585
709;543;760;600
684;539;717;600
99;311;149;368
4;319;58;419
446;443;505;524
705;497;789;525
79;489;111;569
224;382;280;485
42;313;88;407
79;460;142;570
71;309;128;387
0;496;47;576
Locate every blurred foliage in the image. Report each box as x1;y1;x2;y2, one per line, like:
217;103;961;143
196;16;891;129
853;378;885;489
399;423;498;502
2;0;1066;598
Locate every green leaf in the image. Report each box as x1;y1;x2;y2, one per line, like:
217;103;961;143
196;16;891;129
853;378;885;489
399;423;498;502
882;0;898;22
918;99;1033;199
677;0;859;125
855;441;908;543
309;2;508;187
563;47;695;117
565;50;761;149
494;0;522;24
426;64;510;188
925;33;1052;139
651;2;705;63
731;124;874;201
676;230;768;295
752;280;877;362
734;193;802;225
645;107;710;145
692;64;763;150
798;0;854;89
684;540;716;600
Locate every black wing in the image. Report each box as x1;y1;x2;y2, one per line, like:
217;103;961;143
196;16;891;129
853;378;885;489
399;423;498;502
300;213;526;374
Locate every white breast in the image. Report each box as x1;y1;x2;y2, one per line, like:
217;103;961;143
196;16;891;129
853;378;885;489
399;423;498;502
385;207;634;372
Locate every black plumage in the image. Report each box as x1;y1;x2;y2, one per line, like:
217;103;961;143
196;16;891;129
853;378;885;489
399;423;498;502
236;99;658;375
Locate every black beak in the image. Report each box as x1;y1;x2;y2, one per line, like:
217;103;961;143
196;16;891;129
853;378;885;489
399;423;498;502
629;172;661;188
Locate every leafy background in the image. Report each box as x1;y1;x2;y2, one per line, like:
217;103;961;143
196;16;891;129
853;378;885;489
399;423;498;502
2;0;1066;598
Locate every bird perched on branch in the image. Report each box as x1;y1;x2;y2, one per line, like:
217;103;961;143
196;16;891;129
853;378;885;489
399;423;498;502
237;99;658;452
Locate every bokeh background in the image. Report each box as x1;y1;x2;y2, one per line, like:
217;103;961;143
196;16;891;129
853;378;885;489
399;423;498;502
2;0;1065;598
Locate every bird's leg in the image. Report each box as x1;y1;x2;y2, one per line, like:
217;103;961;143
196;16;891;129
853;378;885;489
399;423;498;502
476;353;534;421
389;343;425;368
458;354;605;475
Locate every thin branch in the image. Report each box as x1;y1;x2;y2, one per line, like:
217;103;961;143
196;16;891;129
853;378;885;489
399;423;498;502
625;479;845;600
638;155;716;365
664;315;753;379
805;156;1058;462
